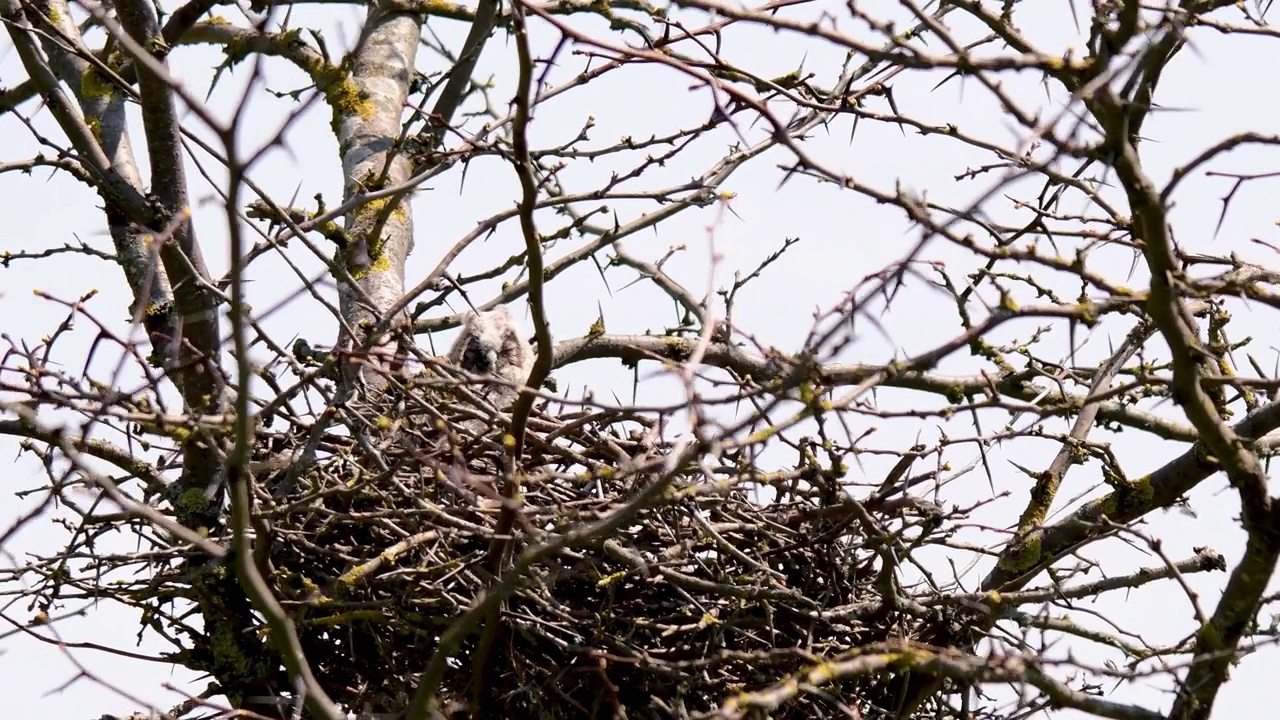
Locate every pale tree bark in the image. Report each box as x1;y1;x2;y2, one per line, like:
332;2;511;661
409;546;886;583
2;0;290;713
30;0;176;352
14;2;1279;719
111;0;228;528
335;9;423;391
2;0;222;505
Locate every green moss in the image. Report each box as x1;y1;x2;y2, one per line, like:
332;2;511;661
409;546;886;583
310;610;383;625
208;620;251;677
587;315;606;339
1112;474;1155;516
758;70;800;92
177;487;211;513
1074;302;1098;326
346;198;407;277
418;0;470;14
997;533;1042;573
663;336;692;361
313;66;375;134
80;68;114;101
798;382;816;404
1195;619;1224;650
1089;492;1118;518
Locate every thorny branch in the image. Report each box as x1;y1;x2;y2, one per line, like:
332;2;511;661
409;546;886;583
4;1;1280;719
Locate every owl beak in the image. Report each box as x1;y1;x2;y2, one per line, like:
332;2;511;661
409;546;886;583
485;347;499;373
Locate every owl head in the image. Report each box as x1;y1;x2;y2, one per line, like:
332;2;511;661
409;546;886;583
447;307;533;404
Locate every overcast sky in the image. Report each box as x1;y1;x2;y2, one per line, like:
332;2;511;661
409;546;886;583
3;1;1279;718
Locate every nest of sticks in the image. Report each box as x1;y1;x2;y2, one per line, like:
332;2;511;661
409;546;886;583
217;367;945;719
13;359;944;719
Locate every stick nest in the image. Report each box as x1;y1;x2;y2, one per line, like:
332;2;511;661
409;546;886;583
230;376;944;719
19;368;945;719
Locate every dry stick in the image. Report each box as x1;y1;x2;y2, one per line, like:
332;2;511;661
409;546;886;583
468;1;556;711
887;8;1269;709
106;0;229;539
933;547;1227;610
221;131;346;718
0;0;146;216
1004;317;1160;578
1097;84;1280;720
404;448;694;720
549;334;1198;440
408;0;926;337
0;404;228;559
715;639;1166;720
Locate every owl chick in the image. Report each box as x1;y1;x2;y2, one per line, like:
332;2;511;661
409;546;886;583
447;306;533;408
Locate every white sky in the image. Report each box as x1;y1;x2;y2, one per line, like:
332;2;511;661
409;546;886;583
3;1;1279;718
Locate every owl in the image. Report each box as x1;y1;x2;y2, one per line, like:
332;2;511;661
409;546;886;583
447;306;534;408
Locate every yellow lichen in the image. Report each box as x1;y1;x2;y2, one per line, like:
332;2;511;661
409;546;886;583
177;487;210;512
209;621;250;677
80;68;114;100
315;67;375;132
596;571;627;587
417;0;470;14
359;197;407;224
345;198;409;276
996;533;1042;573
662;336;691;360
798;382;815;404
348;250;391;279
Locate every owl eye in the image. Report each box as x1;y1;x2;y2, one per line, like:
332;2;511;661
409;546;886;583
501;336;520;356
461;337;494;373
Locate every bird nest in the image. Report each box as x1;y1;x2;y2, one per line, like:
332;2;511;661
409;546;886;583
12;358;944;720
216;371;944;720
